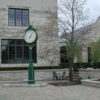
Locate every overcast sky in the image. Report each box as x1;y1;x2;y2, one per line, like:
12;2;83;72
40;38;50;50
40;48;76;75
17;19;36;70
87;0;100;21
58;0;100;21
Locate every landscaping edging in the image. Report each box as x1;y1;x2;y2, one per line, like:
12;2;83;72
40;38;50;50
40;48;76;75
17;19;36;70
81;79;100;88
0;69;100;83
79;69;100;79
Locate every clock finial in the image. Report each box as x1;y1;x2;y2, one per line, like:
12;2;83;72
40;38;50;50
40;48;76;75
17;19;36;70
25;25;37;32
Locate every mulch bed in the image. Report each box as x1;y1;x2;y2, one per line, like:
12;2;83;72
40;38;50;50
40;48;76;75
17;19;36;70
49;81;81;86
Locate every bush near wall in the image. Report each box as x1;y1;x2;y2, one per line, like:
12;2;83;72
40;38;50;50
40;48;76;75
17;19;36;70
0;62;99;71
60;62;100;69
0;66;67;71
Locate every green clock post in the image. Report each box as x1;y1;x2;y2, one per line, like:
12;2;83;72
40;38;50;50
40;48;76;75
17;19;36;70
24;25;38;84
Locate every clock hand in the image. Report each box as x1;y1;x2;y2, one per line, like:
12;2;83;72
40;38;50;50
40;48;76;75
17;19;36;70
29;33;33;39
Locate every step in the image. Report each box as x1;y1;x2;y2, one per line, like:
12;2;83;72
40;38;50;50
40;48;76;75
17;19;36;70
81;79;100;88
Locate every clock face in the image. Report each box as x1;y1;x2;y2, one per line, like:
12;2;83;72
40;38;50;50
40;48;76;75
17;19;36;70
24;30;37;43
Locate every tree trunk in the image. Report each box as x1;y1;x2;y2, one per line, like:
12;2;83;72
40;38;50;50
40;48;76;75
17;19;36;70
69;58;74;81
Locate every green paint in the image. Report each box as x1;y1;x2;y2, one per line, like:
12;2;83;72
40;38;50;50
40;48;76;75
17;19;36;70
25;25;37;32
28;44;35;84
26;25;38;43
24;25;38;84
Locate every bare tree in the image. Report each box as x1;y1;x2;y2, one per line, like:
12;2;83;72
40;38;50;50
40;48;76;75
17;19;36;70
59;0;90;81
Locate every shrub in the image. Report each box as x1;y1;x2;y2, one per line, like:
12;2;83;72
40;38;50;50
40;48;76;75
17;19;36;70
0;62;99;71
60;62;100;69
0;66;67;71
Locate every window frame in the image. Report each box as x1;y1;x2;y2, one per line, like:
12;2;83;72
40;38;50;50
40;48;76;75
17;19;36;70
1;39;37;64
8;8;29;26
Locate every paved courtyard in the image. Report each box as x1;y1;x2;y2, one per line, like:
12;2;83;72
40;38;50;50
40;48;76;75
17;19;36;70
0;84;100;100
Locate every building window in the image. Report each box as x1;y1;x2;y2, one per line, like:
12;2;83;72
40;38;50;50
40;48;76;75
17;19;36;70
1;39;37;64
87;47;92;63
8;8;29;26
60;46;69;63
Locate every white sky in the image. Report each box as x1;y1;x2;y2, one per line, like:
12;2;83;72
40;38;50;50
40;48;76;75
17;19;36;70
87;0;100;21
58;0;100;21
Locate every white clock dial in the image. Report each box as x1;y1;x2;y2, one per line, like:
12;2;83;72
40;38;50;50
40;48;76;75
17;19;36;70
24;30;37;43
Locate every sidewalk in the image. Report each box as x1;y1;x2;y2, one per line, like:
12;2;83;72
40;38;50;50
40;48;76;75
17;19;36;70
0;84;100;100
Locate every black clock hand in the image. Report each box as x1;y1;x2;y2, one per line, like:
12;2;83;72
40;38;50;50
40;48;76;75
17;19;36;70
29;33;33;39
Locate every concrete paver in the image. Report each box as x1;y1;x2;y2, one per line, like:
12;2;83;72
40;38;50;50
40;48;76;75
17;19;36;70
0;84;100;100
